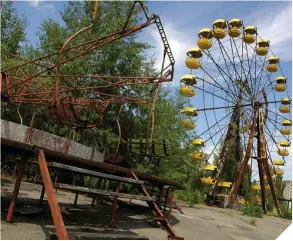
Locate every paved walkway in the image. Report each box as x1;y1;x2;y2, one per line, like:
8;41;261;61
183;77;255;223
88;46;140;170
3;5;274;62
1;177;291;239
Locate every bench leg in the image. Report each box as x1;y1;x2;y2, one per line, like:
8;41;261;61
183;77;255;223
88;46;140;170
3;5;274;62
74;193;79;206
39;185;45;207
38;150;69;240
109;183;120;228
26;163;31;181
91;196;96;207
167;191;174;222
6;159;26;222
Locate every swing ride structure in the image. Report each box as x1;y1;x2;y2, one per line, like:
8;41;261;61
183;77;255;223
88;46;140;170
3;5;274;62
1;1;174;130
179;19;291;214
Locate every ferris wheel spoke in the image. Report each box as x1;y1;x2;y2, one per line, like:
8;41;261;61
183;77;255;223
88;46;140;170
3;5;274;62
265;116;291;143
253;58;268;97
203;50;240;99
200;66;238;103
197;76;239;101
196;109;233;137
266;109;290;121
243;43;258;97
193;84;236;105
264;127;281;153
217;39;252;102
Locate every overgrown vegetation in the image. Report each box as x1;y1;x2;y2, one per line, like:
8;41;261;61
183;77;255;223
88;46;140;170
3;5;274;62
242;204;263;218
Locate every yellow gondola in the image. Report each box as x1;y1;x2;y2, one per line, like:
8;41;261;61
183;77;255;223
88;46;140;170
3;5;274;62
275;76;287;84
217;194;229;199
200;177;215;185
279;98;291;113
279;106;290;113
185;48;202;69
192;138;205;146
180;86;196;97
278;149;289;156
217;181;232;188
256;39;269;56
274;84;286;92
280;128;292;135
180;119;196;130
190;152;205;161
279;141;290;147
228;18;243;37
274;169;284;175
201;165;217;171
237;199;245;205
181;107;198;116
243;26;257;44
281;119;292;126
197;28;213;50
180;74;197;86
280;98;291;105
273;160;285;166
212;19;227;39
251;184;261;191
267;56;279;72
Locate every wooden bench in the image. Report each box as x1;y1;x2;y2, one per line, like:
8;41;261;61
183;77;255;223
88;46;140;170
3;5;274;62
53;183;156;202
48;162;144;185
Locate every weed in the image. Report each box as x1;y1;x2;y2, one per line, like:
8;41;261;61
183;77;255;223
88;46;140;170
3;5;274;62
249;218;256;226
242;204;263;218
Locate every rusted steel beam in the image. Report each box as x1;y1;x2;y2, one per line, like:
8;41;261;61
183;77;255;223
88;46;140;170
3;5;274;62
38;150;69;240
131;171;183;240
109;183;120;228
259;112;281;215
228;108;258;208
6;158;26;222
256;113;267;213
209;107;239;198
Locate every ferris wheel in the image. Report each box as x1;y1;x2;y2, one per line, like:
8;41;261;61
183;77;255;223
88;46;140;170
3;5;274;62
179;19;291;212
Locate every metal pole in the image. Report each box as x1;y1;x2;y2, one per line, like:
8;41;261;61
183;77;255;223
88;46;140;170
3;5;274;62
6;159;26;222
228;108;258;207
256;110;267;213
38;150;69;240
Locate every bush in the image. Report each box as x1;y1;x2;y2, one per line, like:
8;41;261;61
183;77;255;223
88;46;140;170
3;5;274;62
242;204;264;218
280;207;292;220
186;190;202;207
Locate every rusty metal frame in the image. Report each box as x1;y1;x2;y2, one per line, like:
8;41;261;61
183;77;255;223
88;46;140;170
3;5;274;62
130;171;183;240
1;1;175;128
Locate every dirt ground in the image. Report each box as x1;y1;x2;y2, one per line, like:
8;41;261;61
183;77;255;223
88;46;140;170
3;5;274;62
1;175;291;240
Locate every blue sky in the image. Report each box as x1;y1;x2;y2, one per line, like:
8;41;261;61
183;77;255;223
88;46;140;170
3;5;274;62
13;0;292;181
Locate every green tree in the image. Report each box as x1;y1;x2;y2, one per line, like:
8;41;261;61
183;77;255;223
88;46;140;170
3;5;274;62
1;1;27;55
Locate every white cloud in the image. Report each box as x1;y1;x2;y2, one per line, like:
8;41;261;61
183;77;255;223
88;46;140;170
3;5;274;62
147;22;194;73
28;0;39;7
246;4;292;61
38;4;55;14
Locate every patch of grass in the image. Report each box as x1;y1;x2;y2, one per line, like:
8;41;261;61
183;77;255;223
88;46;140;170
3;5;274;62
280;208;292;220
242;204;263;218
249;218;256;226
